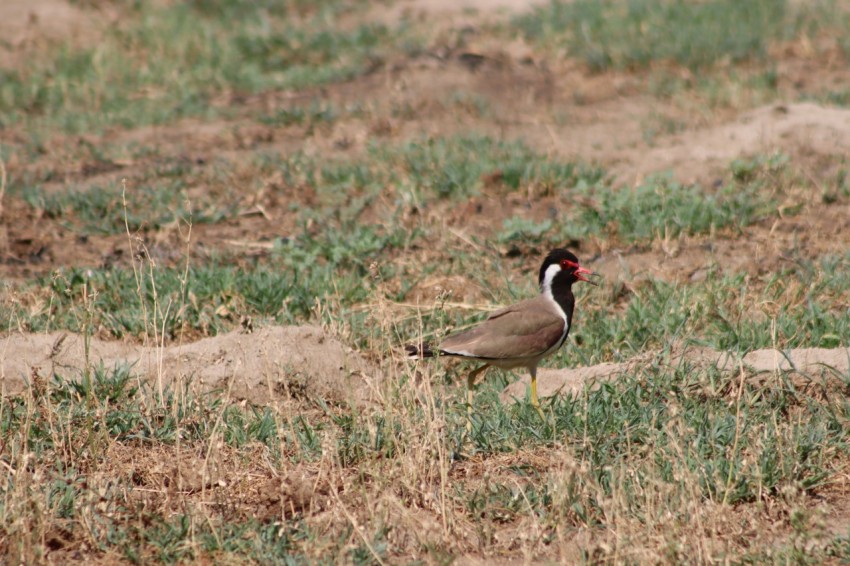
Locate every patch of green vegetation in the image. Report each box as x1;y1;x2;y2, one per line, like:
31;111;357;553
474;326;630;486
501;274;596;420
498;217;554;244
193;518;309;564
258;135;604;202
22;181;233;235
572;252;850;364
517;0;822;71
642;65;782;111
0;363;328;562
19;137;783;247
455;349;850;534
0;1;412;135
3;363;273;450
568;173;772;241
363;135;604;200
2;218;416;339
5;145;812;355
257;101;338;127
298;136;602;204
500;155;785;245
7;136;595;246
2;250;848;562
517;0;781;70
3;323;848;562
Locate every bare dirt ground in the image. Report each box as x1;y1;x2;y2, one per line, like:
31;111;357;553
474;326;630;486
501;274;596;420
0;326;379;407
0;0;115;67
502;343;850;402
5;327;846;411
2;0;850;561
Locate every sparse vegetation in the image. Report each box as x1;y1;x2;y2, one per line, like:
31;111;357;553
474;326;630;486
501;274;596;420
517;0;840;71
0;1;411;136
2;0;850;563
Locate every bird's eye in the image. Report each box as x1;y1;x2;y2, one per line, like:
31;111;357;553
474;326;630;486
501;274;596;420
560;259;578;269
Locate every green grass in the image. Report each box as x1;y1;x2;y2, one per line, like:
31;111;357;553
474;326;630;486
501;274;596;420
499;166;780;245
3;224;849;560
12;136;789;244
4;0;850;561
518;0;785;70
22;181;233;235
317;135;605;201
11;136;602;237
3;218;415;339
0;1;413;136
3;145;828;354
470;354;847;500
0;364;319;562
556;251;850;365
493;151;789;249
2;336;849;561
517;0;844;71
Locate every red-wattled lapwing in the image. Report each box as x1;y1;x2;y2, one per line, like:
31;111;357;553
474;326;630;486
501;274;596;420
406;249;597;424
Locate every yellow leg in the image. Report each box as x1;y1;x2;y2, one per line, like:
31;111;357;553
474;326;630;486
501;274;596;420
530;367;544;420
467;377;473;433
466;364;489;433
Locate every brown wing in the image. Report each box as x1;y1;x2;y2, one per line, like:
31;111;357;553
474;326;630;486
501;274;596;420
439;296;565;360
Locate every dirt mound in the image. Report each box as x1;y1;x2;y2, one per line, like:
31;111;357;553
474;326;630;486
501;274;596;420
370;0;548;26
614;102;850;184
0;326;380;407
0;0;113;67
6;325;844;410
500;343;850;403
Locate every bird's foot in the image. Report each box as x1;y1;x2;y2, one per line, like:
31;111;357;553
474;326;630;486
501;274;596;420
532;402;545;421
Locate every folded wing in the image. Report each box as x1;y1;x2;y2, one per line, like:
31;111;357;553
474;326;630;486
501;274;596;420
439;296;565;360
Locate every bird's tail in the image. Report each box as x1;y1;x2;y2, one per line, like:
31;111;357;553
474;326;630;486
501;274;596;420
405;342;435;359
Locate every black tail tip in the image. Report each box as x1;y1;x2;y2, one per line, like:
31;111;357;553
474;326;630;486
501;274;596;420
405;343;434;359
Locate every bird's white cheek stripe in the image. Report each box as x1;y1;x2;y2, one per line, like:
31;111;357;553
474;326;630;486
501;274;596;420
541;263;567;322
541;263;562;301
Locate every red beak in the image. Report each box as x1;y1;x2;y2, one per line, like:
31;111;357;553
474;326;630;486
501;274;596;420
575;266;598;286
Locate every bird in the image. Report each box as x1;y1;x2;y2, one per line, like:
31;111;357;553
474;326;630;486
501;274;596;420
406;248;597;424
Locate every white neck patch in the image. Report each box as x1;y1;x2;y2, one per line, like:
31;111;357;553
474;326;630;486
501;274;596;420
541;263;562;302
540;262;569;337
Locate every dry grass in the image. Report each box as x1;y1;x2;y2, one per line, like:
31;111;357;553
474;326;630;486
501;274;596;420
2;0;850;563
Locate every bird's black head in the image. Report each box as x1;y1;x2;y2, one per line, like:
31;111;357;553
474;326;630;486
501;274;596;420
538;248;596;291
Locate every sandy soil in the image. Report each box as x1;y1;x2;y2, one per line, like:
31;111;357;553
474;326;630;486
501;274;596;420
501;343;850;403
2;327;846;413
1;326;379;408
0;0;117;67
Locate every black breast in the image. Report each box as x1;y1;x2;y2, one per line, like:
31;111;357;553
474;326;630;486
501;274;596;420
551;271;576;332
